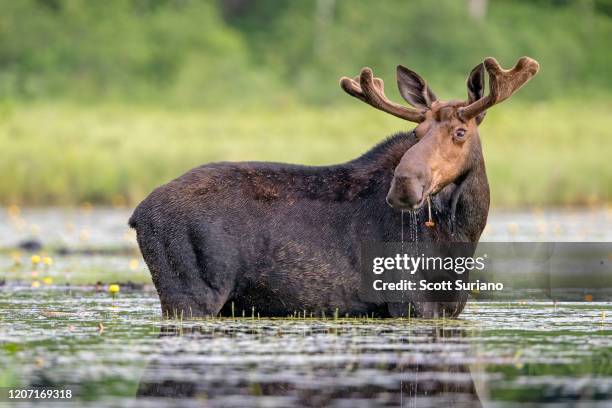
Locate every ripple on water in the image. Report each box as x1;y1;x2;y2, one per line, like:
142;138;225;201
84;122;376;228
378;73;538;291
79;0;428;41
1;289;612;406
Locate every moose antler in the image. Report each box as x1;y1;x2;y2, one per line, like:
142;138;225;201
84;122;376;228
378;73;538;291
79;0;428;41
458;56;540;121
340;67;425;123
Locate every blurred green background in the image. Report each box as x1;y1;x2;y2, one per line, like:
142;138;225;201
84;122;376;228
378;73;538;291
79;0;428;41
0;0;610;207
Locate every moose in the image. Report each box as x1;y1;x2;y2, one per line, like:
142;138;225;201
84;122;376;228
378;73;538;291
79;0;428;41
129;57;539;319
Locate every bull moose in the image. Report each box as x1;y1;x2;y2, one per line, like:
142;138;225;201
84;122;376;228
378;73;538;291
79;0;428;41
129;57;539;318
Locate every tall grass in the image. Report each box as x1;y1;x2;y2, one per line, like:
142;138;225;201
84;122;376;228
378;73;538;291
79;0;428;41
0;100;609;207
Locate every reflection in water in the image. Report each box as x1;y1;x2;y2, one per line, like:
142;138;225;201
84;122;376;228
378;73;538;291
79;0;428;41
137;324;482;407
2;290;611;406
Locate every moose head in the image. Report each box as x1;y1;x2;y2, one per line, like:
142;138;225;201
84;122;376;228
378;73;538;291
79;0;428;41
340;57;539;210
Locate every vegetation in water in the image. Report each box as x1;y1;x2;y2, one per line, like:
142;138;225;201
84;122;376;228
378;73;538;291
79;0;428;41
0;289;610;405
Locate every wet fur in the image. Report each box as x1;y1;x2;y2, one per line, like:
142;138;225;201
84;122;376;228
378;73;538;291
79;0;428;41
129;130;489;318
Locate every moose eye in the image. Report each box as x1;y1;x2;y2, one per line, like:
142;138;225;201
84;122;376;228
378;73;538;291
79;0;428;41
454;128;467;141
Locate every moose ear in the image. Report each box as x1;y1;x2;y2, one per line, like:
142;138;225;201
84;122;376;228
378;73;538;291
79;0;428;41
466;63;486;124
396;65;437;109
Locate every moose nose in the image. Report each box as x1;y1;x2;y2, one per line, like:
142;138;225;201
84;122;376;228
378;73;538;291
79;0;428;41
386;192;411;209
386;174;425;209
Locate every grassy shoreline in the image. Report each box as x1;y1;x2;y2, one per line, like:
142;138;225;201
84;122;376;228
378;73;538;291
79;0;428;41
0;101;610;207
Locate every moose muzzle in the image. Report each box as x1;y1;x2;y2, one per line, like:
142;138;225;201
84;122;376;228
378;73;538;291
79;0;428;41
386;172;428;210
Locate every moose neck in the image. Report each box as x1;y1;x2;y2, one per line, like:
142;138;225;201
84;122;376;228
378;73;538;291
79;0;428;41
349;130;489;243
443;136;490;242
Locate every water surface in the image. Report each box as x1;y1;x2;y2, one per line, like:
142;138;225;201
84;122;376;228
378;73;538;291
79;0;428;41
1;208;611;407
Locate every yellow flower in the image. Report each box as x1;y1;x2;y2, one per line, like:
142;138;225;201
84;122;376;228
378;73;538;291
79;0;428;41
31;255;41;265
43;256;53;266
43;277;53;285
11;251;22;266
7;204;21;217
31;281;40;288
108;284;120;294
79;229;90;241
129;259;139;271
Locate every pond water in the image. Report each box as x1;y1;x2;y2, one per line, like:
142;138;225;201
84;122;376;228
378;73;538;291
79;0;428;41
1;289;611;407
1;208;611;407
1;207;611;251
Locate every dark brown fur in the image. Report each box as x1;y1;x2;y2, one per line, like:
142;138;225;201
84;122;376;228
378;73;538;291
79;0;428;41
130;57;538;319
129;131;488;319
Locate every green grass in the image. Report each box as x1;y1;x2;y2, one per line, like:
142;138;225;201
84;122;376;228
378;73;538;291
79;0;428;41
0;100;610;207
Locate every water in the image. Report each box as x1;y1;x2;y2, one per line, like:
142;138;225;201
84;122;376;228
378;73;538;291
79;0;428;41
1;207;611;251
401;210;404;247
0;289;610;407
400;210;419;246
1;207;611;406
